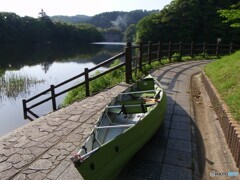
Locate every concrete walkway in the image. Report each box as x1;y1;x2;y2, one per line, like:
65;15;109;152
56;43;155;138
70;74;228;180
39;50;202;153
119;60;212;179
0;60;212;179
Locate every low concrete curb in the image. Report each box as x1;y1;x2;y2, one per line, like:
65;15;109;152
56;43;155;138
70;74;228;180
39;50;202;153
201;71;240;169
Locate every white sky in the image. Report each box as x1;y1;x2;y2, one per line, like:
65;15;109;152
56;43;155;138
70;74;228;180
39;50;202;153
0;0;173;17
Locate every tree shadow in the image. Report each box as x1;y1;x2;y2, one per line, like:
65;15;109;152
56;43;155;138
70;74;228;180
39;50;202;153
118;61;208;179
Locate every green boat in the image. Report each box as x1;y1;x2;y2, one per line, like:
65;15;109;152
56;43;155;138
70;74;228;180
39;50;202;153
71;75;167;180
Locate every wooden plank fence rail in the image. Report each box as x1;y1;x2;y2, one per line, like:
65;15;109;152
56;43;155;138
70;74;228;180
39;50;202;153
22;41;240;120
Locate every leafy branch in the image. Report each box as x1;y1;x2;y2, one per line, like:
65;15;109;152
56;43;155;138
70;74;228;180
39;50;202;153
218;3;240;28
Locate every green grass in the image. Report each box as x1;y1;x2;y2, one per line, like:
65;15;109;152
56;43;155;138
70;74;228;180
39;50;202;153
63;53;219;106
63;60;125;106
204;50;240;122
63;59;165;106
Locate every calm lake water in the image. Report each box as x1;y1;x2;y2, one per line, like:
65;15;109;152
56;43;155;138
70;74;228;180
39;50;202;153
0;43;126;136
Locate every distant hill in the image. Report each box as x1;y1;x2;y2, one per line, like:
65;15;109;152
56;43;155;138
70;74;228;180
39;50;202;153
51;15;91;24
50;10;160;42
50;10;159;29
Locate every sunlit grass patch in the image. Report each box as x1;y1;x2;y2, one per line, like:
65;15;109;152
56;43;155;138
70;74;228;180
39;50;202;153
204;50;240;122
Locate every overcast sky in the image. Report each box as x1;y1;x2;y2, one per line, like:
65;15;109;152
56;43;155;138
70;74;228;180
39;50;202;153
0;0;173;17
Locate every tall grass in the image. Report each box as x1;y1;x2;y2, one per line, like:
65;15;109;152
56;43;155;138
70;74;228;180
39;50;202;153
0;72;44;99
204;50;240;122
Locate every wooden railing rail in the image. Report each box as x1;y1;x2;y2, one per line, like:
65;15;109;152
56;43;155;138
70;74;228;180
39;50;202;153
22;41;240;120
22;51;126;120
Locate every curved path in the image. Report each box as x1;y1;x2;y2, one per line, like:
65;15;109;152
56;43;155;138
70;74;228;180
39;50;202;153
119;60;212;179
0;60;234;179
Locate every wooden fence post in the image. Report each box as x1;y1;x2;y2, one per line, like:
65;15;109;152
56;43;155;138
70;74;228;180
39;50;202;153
139;42;143;70
179;41;182;61
216;42;220;57
158;41;162;62
190;41;194;59
148;41;152;64
229;43;233;54
168;41;172;62
202;42;206;58
84;68;90;97
22;99;27;119
125;42;132;84
50;85;57;111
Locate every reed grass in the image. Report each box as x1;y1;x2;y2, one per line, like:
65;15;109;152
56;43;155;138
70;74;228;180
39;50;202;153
0;72;44;99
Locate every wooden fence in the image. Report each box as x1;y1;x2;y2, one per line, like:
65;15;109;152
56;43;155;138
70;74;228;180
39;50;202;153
22;41;240;120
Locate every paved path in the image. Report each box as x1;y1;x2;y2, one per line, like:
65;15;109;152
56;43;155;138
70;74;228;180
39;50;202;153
0;83;131;180
118;60;212;179
0;60;212;179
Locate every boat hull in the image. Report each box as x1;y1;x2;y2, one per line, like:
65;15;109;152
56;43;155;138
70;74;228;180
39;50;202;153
75;90;167;179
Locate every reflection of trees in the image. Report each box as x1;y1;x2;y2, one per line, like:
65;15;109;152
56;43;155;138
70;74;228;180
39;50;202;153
0;43;103;70
41;62;52;73
0;69;5;76
0;43;125;73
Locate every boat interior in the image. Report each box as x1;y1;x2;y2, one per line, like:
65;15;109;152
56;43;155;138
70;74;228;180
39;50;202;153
77;77;163;160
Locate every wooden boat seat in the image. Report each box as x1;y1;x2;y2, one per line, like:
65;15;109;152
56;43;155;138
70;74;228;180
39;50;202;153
120;99;144;105
137;78;155;91
108;99;148;114
108;100;157;115
120;89;161;100
122;104;147;114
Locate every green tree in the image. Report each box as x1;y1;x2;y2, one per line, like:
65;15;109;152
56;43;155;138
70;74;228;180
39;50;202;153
136;0;199;42
0;11;103;44
123;24;136;42
136;0;240;43
218;3;240;28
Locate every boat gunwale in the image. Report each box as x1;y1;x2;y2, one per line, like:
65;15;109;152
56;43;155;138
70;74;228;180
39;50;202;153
71;75;167;179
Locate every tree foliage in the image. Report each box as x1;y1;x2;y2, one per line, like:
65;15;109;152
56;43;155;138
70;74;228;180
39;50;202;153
86;10;158;31
218;2;240;28
0;11;103;44
51;15;91;24
136;0;240;43
123;24;137;42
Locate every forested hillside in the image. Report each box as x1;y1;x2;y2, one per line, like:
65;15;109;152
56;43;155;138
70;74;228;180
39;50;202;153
136;0;240;43
0;12;103;44
1;1;239;44
51;10;157;29
51;15;91;24
50;10;158;42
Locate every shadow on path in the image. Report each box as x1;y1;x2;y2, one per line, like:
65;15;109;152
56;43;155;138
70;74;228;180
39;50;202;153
119;61;209;179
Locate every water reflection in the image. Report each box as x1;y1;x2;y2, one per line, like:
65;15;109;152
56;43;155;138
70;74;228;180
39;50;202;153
0;72;44;102
0;43;125;136
0;43;122;69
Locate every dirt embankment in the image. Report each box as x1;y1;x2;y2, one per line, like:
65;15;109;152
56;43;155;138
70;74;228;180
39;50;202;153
191;73;239;180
